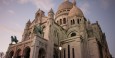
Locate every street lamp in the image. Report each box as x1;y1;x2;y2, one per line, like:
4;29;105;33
59;46;62;58
59;46;62;51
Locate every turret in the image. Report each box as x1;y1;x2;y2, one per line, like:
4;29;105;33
35;9;45;24
35;9;45;18
25;19;31;29
48;8;54;19
22;19;31;41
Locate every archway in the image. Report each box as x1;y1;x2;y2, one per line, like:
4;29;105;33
9;51;14;58
38;48;46;58
71;32;76;37
15;49;21;58
53;48;58;58
23;46;31;58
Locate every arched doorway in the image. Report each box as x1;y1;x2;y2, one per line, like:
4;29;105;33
15;49;21;58
9;51;14;58
53;48;58;58
23;46;31;58
38;48;46;58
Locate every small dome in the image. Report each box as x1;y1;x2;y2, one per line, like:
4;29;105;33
58;1;73;11
68;6;84;17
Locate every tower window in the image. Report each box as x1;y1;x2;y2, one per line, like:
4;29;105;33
71;19;75;25
73;19;75;24
63;18;66;24
71;20;72;25
77;19;79;24
80;19;81;21
71;33;76;37
60;19;62;25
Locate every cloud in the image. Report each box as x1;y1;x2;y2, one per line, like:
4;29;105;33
8;10;15;14
0;0;9;5
0;24;23;35
17;0;54;11
17;0;29;4
100;0;110;9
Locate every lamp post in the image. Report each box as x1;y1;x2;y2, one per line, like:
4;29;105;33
59;46;62;58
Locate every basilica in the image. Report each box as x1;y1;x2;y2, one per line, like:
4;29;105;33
5;0;111;58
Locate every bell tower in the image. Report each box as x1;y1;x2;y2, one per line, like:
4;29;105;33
35;9;45;24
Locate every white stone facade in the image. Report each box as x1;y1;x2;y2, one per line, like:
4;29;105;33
5;0;111;58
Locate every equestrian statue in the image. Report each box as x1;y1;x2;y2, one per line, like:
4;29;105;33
11;36;18;44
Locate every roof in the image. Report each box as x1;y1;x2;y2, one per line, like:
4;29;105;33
68;5;84;17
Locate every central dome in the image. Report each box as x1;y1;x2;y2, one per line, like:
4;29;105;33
58;1;73;11
68;5;84;17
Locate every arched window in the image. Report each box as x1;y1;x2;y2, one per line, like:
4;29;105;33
54;48;58;58
71;20;73;25
80;19;81;21
23;46;31;58
63;18;66;24
63;48;66;58
15;49;21;58
9;51;14;58
60;19;62;25
38;48;46;58
71;33;76;37
77;19;79;24
71;19;75;25
72;48;75;58
73;19;75;24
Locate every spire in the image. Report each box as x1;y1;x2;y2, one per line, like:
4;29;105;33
25;19;31;29
73;0;76;6
36;8;40;14
48;8;54;18
27;19;31;24
48;8;54;14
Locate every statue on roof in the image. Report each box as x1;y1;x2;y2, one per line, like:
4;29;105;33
33;24;44;35
11;36;18;44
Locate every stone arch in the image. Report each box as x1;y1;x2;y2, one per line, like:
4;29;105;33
63;18;66;24
38;48;46;58
77;19;80;24
15;49;21;58
71;32;76;37
60;19;62;25
9;50;14;58
67;31;77;38
23;46;31;58
70;19;75;25
73;19;75;24
53;48;58;58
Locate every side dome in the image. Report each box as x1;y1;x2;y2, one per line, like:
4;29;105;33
68;5;84;17
58;1;73;11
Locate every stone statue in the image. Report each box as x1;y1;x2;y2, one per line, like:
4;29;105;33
11;36;18;44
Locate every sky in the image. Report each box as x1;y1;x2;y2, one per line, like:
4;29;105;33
0;0;115;57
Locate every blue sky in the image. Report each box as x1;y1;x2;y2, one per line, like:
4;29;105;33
0;0;115;57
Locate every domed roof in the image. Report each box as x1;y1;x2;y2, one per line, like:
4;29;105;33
68;5;84;17
58;1;73;11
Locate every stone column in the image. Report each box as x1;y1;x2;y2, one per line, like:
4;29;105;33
30;36;39;58
75;36;82;58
